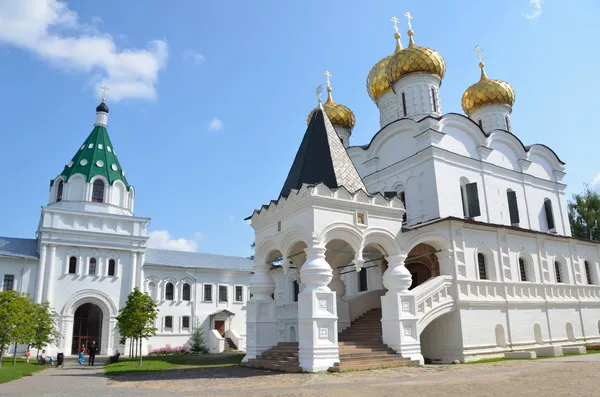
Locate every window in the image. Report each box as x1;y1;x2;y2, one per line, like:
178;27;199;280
293;280;300;302
431;87;438;113
182;283;191;301
358;269;368;292
478;253;488;280
56;180;63;202
219;285;228;302
400;191;407;223
478;119;483;128
68;256;77;274
585;261;593;285
164;316;173;329
519;258;528;282
235;286;243;302
92;180;105;203
108;259;116;276
507;190;520;226
401;92;407;117
204;284;213;301
3;275;14;291
165;282;174;300
88;258;97;275
505;115;511;131
554;261;563;283
460;181;481;219
182;316;190;330
544;198;556;232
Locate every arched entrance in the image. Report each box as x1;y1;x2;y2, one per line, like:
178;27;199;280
406;243;440;290
71;303;103;355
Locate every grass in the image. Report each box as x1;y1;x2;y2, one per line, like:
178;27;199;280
465;349;600;364
0;357;47;384
104;353;245;377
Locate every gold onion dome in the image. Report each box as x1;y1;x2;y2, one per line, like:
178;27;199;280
461;62;515;114
366;33;403;102
387;29;446;84
307;87;355;130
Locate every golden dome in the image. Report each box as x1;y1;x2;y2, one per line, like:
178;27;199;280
366;33;403;102
461;62;515;114
307;88;355;130
387;30;446;84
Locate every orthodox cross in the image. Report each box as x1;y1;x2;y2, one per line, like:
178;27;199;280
324;70;332;89
390;16;400;34
474;45;483;63
316;84;323;102
100;85;110;101
404;11;413;30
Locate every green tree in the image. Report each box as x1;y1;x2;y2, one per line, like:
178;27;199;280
189;321;208;354
0;290;33;367
29;301;60;359
116;288;158;366
249;241;255;260
568;184;600;240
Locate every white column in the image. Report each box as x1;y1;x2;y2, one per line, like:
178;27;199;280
78;255;84;276
44;245;57;302
130;251;138;291
242;261;277;362
298;244;339;372
329;267;350;332
137;251;145;289
381;254;424;364
35;244;48;304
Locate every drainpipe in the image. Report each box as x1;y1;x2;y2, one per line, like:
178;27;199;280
185;271;197;330
20;258;27;294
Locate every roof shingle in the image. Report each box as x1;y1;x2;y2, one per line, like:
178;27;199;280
144;249;253;272
0;237;38;259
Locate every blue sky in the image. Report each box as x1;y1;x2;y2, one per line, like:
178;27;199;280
0;0;598;257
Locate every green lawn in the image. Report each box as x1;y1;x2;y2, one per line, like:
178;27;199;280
0;357;47;384
104;353;245;377
466;349;600;364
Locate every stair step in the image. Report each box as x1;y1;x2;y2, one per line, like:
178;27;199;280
328;360;414;372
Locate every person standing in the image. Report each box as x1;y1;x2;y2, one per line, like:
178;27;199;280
26;348;31;364
88;341;97;366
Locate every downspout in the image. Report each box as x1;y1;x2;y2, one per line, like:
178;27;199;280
20;258;27;294
185;271;197;330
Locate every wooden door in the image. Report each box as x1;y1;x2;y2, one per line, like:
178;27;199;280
215;321;225;337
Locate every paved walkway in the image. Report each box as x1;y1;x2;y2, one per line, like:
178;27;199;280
2;354;600;396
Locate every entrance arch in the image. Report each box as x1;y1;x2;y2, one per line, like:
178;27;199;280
406;243;440;290
71;303;103;355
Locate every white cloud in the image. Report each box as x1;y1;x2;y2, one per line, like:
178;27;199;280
147;230;203;252
591;173;600;191
209;117;224;131
0;0;168;101
524;0;542;20
182;50;205;65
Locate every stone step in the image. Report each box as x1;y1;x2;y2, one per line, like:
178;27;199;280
339;352;398;359
337;356;411;365
246;359;299;367
242;362;303;373
328;360;414;372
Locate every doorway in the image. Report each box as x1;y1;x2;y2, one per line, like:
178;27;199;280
406;243;440;290
71;303;103;355
215;321;225;337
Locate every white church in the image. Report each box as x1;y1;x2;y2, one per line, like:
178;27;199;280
0;98;253;357
241;16;600;372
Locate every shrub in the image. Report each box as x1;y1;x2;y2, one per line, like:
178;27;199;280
189;325;209;354
148;345;191;356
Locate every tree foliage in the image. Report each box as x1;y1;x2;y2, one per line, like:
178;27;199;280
189;321;208;354
115;288;158;366
568;184;600;240
29;301;60;354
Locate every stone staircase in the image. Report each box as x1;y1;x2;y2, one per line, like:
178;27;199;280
242;308;417;373
225;337;237;351
329;308;417;372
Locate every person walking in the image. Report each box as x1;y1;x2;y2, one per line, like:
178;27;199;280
87;341;97;366
26;348;31;364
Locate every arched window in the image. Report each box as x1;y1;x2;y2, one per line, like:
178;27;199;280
358;269;368;292
478;119;483;128
92;180;105;203
584;261;593;285
519;258;528;282
431;87;438;113
56;180;64;202
88;258;97;275
477;253;488;280
507;189;519;226
182;283;191;301
108;259;116;276
292;280;300;302
68;256;77;274
401;92;407;117
165;282;174;300
554;261;563;283
544;198;555;232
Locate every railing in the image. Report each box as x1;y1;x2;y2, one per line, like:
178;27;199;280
207;329;225;353
347;289;385;322
410;276;455;329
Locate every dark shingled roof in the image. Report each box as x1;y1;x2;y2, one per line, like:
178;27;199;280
279;106;366;198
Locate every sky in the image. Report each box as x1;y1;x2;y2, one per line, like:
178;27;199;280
0;0;599;258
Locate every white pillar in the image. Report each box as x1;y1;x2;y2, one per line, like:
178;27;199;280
381;254;423;364
242;262;276;362
44;245;57;302
130;251;138;291
298;245;339;372
35;244;48;304
329;267;350;332
137;251;145;289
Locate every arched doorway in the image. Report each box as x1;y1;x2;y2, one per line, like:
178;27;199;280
406;244;440;290
71;303;103;355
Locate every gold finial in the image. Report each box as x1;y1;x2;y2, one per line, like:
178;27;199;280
100;85;110;102
404;11;413;30
391;16;403;52
390;16;400;34
474;45;489;81
324;70;334;104
405;12;415;47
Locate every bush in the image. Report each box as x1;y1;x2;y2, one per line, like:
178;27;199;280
189;326;209;354
148;345;191;356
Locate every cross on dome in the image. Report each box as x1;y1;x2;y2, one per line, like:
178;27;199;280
474;45;483;63
316;84;323;103
404;11;413;30
390;16;400;34
100;85;110;102
324;70;332;89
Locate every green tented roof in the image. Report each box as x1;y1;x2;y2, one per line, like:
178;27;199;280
52;125;131;189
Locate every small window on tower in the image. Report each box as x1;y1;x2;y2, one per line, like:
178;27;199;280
92;180;105;203
431;87;438;113
56;180;64;202
401;92;407;117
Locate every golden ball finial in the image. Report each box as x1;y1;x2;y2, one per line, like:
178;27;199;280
308;78;355;130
